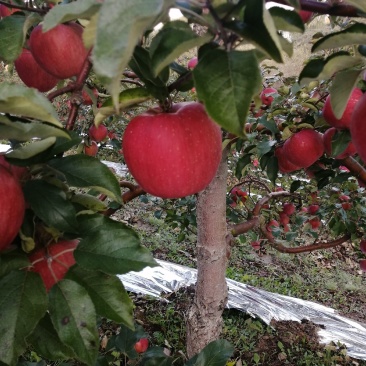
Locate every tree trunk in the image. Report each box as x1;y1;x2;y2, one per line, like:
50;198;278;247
186;150;228;358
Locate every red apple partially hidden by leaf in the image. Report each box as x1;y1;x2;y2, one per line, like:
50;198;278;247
230;187;248;204
260;87;277;106
308;217;321;230
29;22;89;79
0;3;17;17
308;204;319;214
283;129;324;168
82;88;98;105
84;141;98;156
89;124;108;142
279;212;290;225
14;49;59;92
323;88;363;129
251;240;261;251
134;338;149;353
323;127;356;159
341;202;352;211
350;91;366;164
0;155;29;183
122;102;222;199
187;57;198;69
299;10;313;23
266;219;279;232
282;203;295;216
28;240;79;291
0;166;26;251
275;145;301;173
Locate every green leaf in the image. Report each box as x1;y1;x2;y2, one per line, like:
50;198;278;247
70;193;108;212
268;7;304;33
48;155;122;204
92;0;174;107
27;313;76;361
193;48;261;137
266;155;278;185
257;140;276;157
141;347;173;366
226;0;283;62
65;266;134;328
331;129;352;157
114;323;146;358
0;15;24;62
94;87;153;126
235;154;251;179
75;214;157;275
49;280;99;365
259;119;279;135
0;250;30;278
150;21;212;76
43;0;102;31
0;271;48;366
0;117;69;141
0;83;61;126
185;339;234;366
312;23;366;53
23;180;78;233
329;69;362;119
6;137;57;159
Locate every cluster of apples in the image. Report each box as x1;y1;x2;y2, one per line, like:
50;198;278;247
229;186;248;207
14;22;89;92
84;123;109;156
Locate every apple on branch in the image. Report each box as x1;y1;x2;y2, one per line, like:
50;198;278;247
122;102;222;199
84;141;98;156
260;87;277;106
89;124;108;142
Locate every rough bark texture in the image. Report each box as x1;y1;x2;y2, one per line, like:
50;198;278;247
186;151;228;358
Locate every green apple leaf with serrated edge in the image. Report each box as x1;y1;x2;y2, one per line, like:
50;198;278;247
49;280;99;366
65;266;134;328
341;0;366;14
0;117;69;141
312;23;366;53
185;339;234;366
43;0;102;31
268;7;304;33
92;0;174;108
48;155;122;204
329;69;362;119
299;52;364;85
0;83;61;126
0;15;24;62
150;21;212;77
6;137;57;159
27;313;76;361
75;214;157;275
94;87;153;126
0;271;48;366
23;180;79;233
193;48;261;137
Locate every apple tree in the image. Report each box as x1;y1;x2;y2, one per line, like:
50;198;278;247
0;0;366;363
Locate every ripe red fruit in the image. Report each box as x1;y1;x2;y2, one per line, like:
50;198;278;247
0;166;26;251
29;23;89;79
231;187;248;203
274;146;301;173
84;141;98;156
360;240;366;254
0;155;29;183
250;240;261;250
283;129;324;168
187;57;198;69
323;127;356;159
279;212;290;225
282;203;295;216
89;124;108;142
308;204;319;214
260;87;277;106
350;91;366;164
134;338;148;353
339;194;350;201
299;10;313;23
14;49;59;92
266;219;279;232
308;217;321;230
28;240;79;291
359;259;366;272
341;202;352;211
323;88;363;129
0;3;17;17
82;88;98;105
122;102;222;199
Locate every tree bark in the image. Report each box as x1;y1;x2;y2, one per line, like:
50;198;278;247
186;150;228;358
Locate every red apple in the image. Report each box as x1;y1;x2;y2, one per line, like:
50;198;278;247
89;124;108;142
308;217;321;230
134;338;148;353
260;87;277;106
14;48;59;92
323;127;356;159
266;219;279;232
299;10;313;23
350;91;366;164
359;259;366;272
29;22;89;79
0;166;26;251
279;212;290;225
84;141;98;156
360;240;366;254
283;129;324;168
250;240;261;251
323;88;363;129
282;203;295;216
231;187;248;203
0;2;17;17
82;87;98;105
274;145;301;173
122;102;222;199
0;154;29;183
339;194;350;201
187;56;198;69
28;239;79;291
308;204;319;214
341;202;352;210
